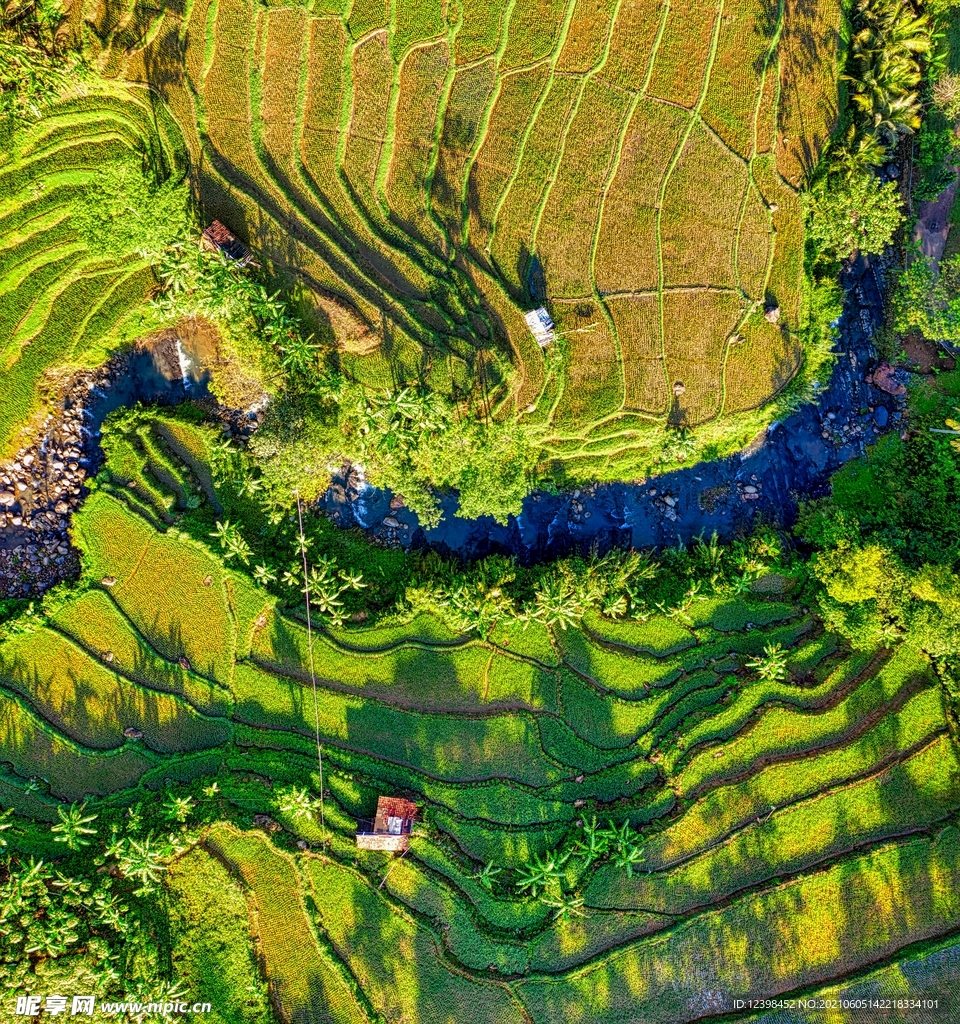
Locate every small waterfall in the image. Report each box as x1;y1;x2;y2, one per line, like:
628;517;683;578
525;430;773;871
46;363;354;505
175;338;192;389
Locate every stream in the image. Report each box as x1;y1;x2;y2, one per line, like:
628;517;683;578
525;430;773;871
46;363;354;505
322;254;906;561
0;254;905;597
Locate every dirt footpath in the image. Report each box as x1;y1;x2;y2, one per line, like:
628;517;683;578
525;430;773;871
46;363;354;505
913;168;959;268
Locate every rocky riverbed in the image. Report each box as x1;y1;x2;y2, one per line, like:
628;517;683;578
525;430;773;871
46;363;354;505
0;254;909;596
0;329;212;598
323;254;909;561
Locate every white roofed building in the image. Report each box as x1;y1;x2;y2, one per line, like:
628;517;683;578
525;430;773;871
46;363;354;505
524;306;555;347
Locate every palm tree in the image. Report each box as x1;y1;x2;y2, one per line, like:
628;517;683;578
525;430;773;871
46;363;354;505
279;333;321;377
515;849;569;896
747;642;790;682
50;803;97;850
277;786;318;821
831;124;888;178
863;89;923;144
613;843;646;877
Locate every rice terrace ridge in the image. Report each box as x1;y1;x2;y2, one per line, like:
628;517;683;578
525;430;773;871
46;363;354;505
3;0;960;1021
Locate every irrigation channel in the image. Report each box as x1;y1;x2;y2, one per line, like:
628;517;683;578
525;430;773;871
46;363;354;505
0;254;906;597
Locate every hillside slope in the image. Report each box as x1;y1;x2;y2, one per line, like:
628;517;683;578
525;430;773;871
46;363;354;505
77;0;844;476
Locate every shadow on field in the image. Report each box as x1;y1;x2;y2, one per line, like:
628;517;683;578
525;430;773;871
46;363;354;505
777;0;843;179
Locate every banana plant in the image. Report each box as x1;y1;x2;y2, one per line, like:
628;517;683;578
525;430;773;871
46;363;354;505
474;862;502;891
746;642;790;683
572;817;612;871
539;890;586;922
277;786;319;821
113;833;168;896
50;803;97;850
254;563;278;587
162;793;195;824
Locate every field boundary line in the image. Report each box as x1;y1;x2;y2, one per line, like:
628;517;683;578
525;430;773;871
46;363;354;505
578;0;632;424
200;15;443;345
721;0;787;418
420;10;465;255
455;0;523;251
246;650;552;717
0;678;161;764
672;651;907;787
67;263;149;359
532;0;628;425
91;580;234;692
0;244;86;302
43;620;238;726
640;0;671;95
520;826;960;983
2;257;119;363
651;726;951;875
484;0;579;259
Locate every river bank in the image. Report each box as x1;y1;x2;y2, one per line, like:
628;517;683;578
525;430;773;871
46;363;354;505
0;255;907;598
0;326;213;597
322;255;908;562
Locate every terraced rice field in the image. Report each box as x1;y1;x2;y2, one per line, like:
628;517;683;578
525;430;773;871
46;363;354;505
3;421;959;1021
81;0;844;475
0;85;184;451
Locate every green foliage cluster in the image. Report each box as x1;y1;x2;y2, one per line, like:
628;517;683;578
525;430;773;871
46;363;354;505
0;0;81;132
891;252;960;339
839;0;930;166
807;173;906;263
0;850;167;1002
99;407;792;631
912;107;959;202
798;370;960;693
808;0;931;262
155;245;538;526
250;384;534;528
0;767;281;1014
72;159;191;262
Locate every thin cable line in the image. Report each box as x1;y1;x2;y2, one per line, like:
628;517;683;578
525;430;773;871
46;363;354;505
296;492;326;849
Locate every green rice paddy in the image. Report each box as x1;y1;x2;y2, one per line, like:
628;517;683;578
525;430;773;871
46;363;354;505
1;416;958;1021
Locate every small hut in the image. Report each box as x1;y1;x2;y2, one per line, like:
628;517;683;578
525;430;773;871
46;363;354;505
201;220;255;267
524;307;556;348
356;796;417;852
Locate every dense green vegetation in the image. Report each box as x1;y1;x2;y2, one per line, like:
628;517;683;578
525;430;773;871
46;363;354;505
4;0;960;1018
2;371;960;1018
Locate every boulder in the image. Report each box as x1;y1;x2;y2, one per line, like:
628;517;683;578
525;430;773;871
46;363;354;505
870;361;906;397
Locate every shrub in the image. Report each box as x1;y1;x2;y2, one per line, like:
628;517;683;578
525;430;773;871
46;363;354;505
807;173;904;261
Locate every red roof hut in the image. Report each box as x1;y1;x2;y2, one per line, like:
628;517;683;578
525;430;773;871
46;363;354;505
356;796;417;852
200;220;255;267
